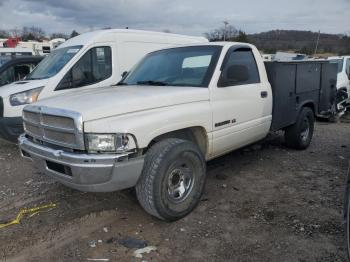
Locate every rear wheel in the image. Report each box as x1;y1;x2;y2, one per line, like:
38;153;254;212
136;138;206;221
285;107;314;149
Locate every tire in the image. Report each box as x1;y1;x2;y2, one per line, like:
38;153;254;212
284;107;314;150
136;138;206;221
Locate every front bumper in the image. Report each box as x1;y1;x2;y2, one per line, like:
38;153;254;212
0;117;23;142
18;135;144;192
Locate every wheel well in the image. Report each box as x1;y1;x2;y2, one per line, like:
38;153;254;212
146;127;208;155
302;102;315;115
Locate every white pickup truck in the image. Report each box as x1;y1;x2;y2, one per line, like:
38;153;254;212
0;29;207;142
19;42;337;221
328;56;350;111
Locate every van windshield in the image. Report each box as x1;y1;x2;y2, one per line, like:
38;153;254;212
329;58;344;73
26;45;82;80
120;46;222;87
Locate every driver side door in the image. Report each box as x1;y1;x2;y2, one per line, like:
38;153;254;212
211;47;271;157
56;46;112;91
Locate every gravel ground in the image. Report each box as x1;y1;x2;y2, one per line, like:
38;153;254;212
0;116;349;262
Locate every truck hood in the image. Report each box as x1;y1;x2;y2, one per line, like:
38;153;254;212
33;85;209;121
0;79;49;97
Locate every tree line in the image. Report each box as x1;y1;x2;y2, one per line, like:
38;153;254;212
204;25;350;55
0;27;79;41
1;25;349;55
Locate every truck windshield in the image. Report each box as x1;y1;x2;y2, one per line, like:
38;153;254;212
329;58;344;73
121;46;222;87
26;45;82;80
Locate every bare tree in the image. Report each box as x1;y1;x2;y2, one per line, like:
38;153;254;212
50;33;68;40
21;26;46;41
0;29;10;38
10;28;21;38
204;24;238;41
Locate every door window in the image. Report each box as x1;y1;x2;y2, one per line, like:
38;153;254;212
219;48;260;87
56;46;112;90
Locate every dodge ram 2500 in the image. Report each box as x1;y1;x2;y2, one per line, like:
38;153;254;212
19;42;337;221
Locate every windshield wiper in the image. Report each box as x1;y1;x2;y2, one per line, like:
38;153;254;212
137;80;168;86
26;77;45;80
116;81;128;86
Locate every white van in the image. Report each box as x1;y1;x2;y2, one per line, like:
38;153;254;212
0;29;207;141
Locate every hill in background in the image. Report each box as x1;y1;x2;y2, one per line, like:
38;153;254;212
247;30;350;55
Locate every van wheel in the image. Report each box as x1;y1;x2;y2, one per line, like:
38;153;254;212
136;138;206;221
285;107;314;150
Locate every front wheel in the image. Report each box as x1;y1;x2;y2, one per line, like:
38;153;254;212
284;107;315;150
136;138;206;221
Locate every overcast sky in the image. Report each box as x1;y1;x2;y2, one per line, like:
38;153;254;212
0;0;349;36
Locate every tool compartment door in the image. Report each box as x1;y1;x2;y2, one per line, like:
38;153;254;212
266;62;297;131
318;63;337;114
295;63;321;94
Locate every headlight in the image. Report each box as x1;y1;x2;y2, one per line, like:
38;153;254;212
9;87;43;106
86;133;137;153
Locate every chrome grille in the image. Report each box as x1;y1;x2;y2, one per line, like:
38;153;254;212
42;114;75;130
22;105;84;150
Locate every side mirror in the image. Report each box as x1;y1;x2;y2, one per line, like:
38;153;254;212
219;65;250;87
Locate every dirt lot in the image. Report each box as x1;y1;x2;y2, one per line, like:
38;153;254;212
0;117;349;262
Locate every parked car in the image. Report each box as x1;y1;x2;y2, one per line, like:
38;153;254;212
328;56;350;111
19;42;337;221
0;29;208;142
0;56;43;87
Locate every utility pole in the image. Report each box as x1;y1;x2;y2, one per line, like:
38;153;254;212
314;30;320;56
223;20;229;41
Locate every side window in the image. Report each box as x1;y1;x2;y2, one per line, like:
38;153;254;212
13;64;32;81
0;66;14;86
56;46;112;90
219;48;260;87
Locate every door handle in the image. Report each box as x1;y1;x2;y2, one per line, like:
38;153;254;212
261;91;268;98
